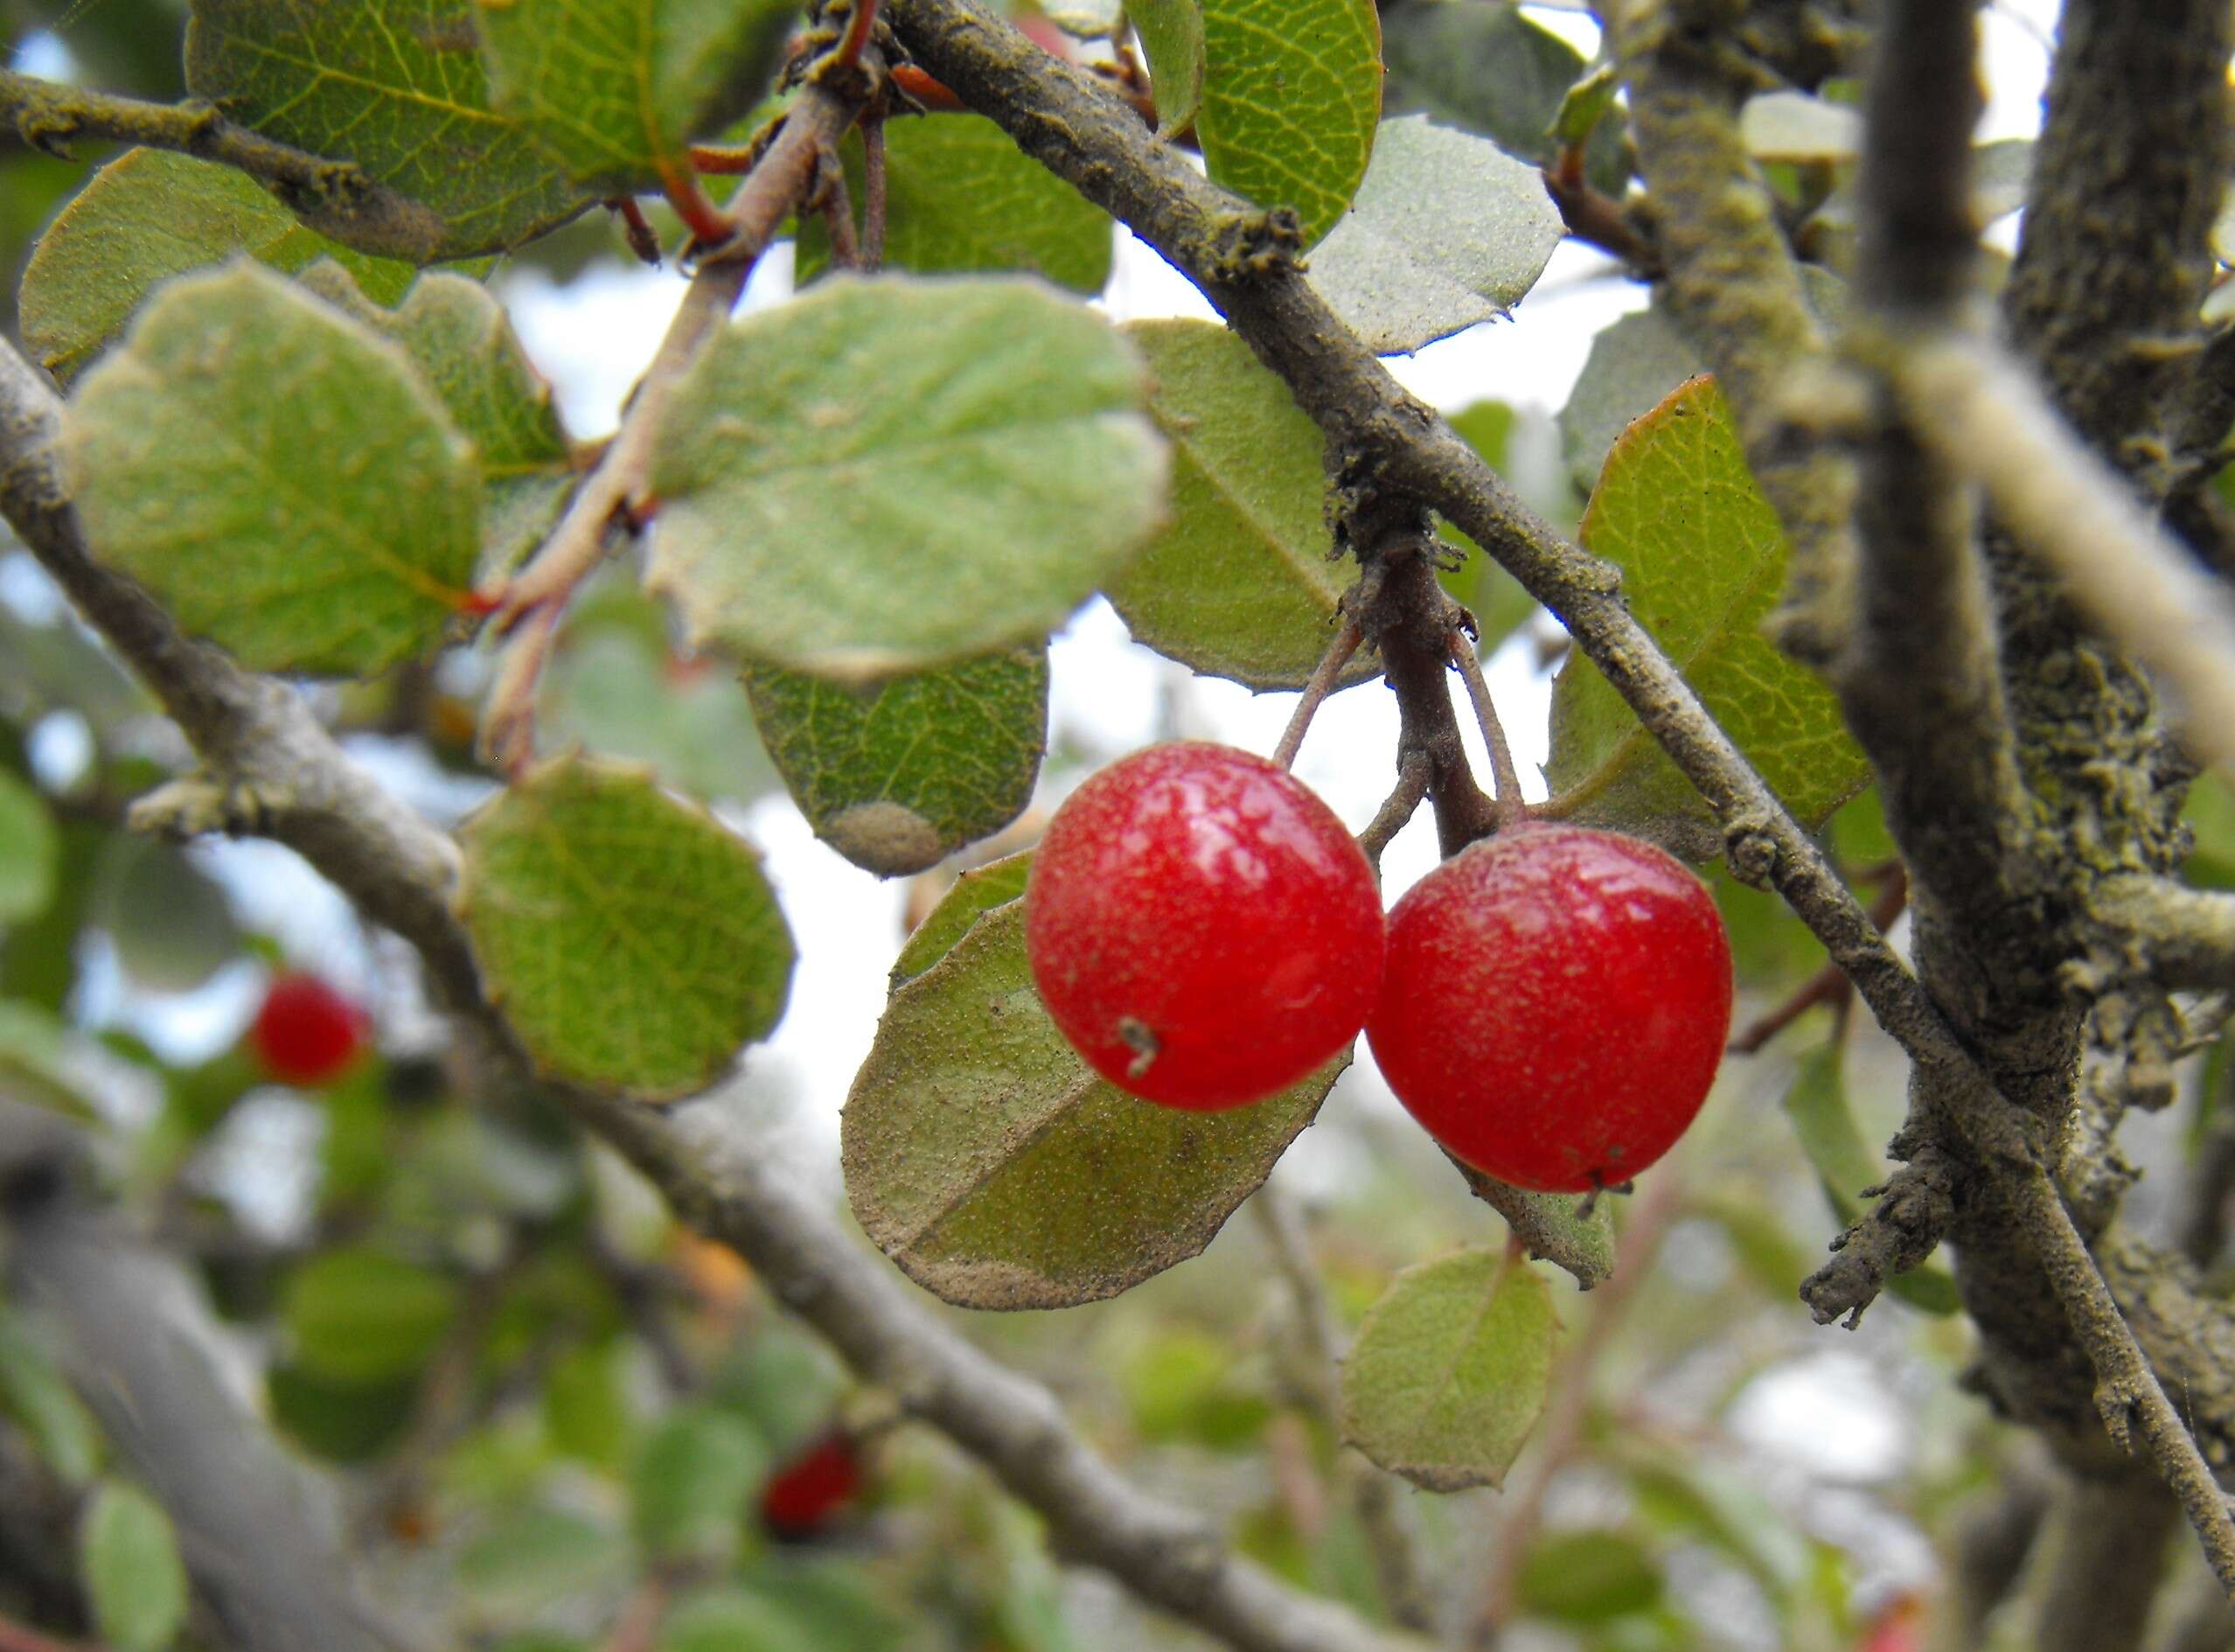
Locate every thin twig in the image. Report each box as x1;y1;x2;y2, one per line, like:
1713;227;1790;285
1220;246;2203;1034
1250;1186;1432;1634
1731;866;1909;1055
1468;1163;1686;1649
0;68;443;262
1447;629;1526;832
477;73;871;770
815;151;864;269
1271;617;1362;770
861;115;889;269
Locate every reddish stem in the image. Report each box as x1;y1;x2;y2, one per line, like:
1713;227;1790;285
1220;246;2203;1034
834;0;879;72
657;161;735;249
607;196;662;265
861;115;888;270
890;63;964;110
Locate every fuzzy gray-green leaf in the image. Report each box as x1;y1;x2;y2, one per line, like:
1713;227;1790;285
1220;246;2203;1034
843;903;1337;1309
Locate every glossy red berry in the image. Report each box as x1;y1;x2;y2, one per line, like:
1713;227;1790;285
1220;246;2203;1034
1025;742;1385;1110
759;1429;864;1542
1367;824;1732;1193
247;972;369;1087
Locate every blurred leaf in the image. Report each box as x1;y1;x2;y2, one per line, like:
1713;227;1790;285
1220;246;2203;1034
1550;64;1619;151
20;149;421;383
294;264;573;580
891;849;1034;986
1826;786;1898;870
1438;400;1554;650
1109;319;1368;689
1196;0;1381;247
0;1307;102;1482
1515;1528;1662;1624
797;117;1114;293
1739;90;1859;161
1132;0;1206;136
542;619;778;805
658;1587;822;1652
91;836;239;993
1780;1040;1959;1314
544;1338;632;1468
1626;1453;1810;1603
66;263;480;678
1559;305;1702;495
1340;1244;1555;1490
80;1481;189;1652
727;1562;909;1652
282;1247;460;1384
632;1407;768;1564
842;902;1337;1308
1546;376;1869;852
1713;868;1823;993
1382;0;1626;194
457;1505;630;1618
744;650;1048;876
458;755;796;1098
1688;1189;1811;1298
708;1323;847;1454
477;0;792;195
267;1362;419;1461
2183;770;2235;890
0;1000;103;1121
647;277;1165;681
185;0;591;260
0;770;58;924
1308;115;1563;355
1122;1325;1273;1451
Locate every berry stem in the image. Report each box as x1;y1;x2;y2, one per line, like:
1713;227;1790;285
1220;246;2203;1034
1356;751;1431;868
1449;629;1528;832
813;150;863;268
1272;616;1362;770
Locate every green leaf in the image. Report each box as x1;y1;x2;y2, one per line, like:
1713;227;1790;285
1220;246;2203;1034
80;1482;190;1652
842;902;1337;1309
1122;1325;1272;1450
890;849;1033;986
458;755;797;1098
1559;305;1702;494
1545;376;1869;850
282;1248;460;1384
477;0;792;195
1196;0;1381;247
745;650;1048;876
544;1339;632;1467
0;770;58;924
66;262;482;678
294;264;574;579
1339;1244;1555;1491
1780;1041;1960;1315
267;1363;419;1462
1108;319;1367;689
659;1589;823;1652
2185;770;2235;890
647;276;1165;680
20;149;421;383
1131;0;1206;136
1382;0;1626;195
631;1407;768;1562
797;116;1114;293
0;1001;103;1122
0;1307;102;1483
457;1506;630;1617
1307;115;1563;356
1514;1529;1663;1624
92;835;240;995
185;0;591;260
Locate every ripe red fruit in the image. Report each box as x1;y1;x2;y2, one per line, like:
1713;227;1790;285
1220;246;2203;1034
1367;824;1732;1193
1025;742;1385;1110
247;972;369;1087
759;1429;863;1542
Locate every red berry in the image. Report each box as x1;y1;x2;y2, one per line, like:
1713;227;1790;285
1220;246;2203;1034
1367;824;1732;1193
1025;742;1385;1110
759;1430;863;1541
248;972;369;1087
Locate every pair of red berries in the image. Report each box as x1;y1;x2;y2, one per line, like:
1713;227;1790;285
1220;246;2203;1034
1023;742;1734;1195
